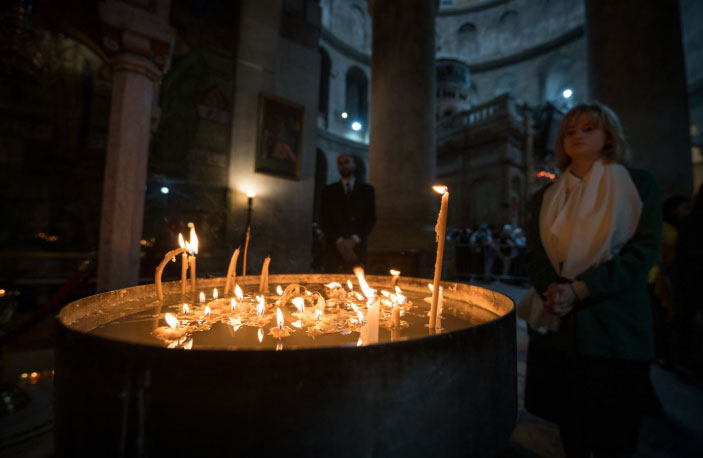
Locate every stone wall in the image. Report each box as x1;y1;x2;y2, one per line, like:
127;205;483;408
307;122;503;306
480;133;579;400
227;0;321;274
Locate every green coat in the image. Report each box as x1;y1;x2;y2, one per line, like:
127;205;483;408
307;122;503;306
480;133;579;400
524;168;662;360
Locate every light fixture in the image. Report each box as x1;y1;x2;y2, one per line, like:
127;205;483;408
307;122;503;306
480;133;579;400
160;186;169;194
341;112;348;119
351;121;362;131
562;89;573;99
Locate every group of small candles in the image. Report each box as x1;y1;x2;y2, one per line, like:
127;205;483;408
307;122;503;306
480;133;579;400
153;186;450;348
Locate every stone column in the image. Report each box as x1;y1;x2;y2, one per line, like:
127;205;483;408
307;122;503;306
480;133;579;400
97;0;174;291
585;0;692;197
367;0;437;263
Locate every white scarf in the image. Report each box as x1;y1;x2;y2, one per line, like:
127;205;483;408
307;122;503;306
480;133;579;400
517;160;643;331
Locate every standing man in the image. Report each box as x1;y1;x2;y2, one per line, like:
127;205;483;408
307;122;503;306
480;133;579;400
320;154;376;273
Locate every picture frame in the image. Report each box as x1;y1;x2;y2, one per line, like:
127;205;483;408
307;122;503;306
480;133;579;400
255;92;305;180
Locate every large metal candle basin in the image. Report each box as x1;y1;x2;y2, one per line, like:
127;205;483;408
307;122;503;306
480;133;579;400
55;274;516;457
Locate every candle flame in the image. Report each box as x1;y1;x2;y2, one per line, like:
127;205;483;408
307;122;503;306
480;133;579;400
305;290;312;296
276;307;284;329
353;266;375;300
183;339;193;350
276;341;283;351
354;292;365;301
357;310;364;325
188;226;198;254
182;304;189;314
292;297;305;313
258;328;263;343
276;285;284;295
246;189;256;198
204;305;211;316
395;286;403;295
178;233;186;249
256;296;266;315
213;288;218;300
235;284;243;301
199;291;205;303
428;283;434;292
390;269;400;276
315;309;322;320
433;185;448;195
230;298;236;310
325;282;342;289
357;337;363;347
165;313;178;328
292;320;303;328
350;303;359;313
346;280;353;291
381;290;391;298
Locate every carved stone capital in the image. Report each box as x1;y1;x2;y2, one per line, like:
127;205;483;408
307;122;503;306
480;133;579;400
99;0;175;75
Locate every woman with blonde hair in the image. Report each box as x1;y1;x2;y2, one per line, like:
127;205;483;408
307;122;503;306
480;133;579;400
518;102;662;457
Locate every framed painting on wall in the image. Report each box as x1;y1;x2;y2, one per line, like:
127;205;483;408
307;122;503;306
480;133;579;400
255;92;305;180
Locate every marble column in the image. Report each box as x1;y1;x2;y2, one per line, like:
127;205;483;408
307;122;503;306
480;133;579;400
367;0;438;260
97;1;174;291
97;55;160;291
585;0;693;197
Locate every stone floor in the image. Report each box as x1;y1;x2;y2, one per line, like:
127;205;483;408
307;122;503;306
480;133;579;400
1;281;702;457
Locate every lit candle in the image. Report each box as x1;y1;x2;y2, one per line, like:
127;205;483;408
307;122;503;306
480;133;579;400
242;226;251;278
154;246;188;303
354;266;379;344
182;304;189;315
259;255;271;293
199;291;205;304
213;288;218;300
152;312;186;340
392;304;401;329
224;247;240;296
187;226;198;297
178;233;188;295
256;295;266;315
429;185;449;330
390;269;401;289
270;307;291;338
292;297;305;313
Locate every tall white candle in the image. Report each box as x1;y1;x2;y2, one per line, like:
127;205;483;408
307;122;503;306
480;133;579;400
430;186;449;330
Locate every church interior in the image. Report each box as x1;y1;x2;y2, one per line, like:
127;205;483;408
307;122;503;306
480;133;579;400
0;0;702;456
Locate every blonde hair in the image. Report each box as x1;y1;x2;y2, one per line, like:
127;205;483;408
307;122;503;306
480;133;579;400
554;101;630;171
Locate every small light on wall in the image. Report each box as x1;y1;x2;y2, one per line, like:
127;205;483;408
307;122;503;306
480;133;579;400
562;89;573;99
246;190;256;198
351;121;362;131
160;186;170;194
341;112;348;119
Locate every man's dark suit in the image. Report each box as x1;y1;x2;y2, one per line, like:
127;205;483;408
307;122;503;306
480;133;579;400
320;181;376;273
